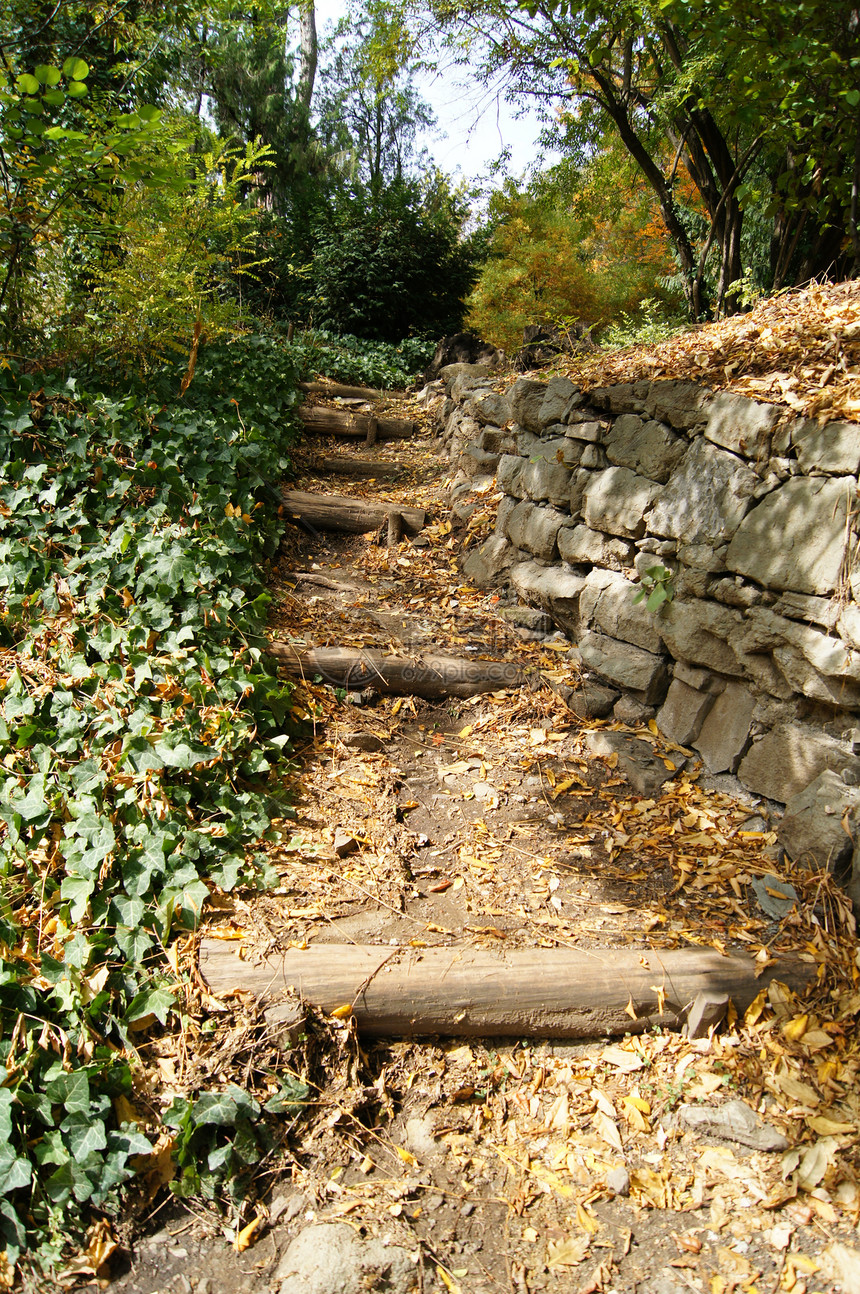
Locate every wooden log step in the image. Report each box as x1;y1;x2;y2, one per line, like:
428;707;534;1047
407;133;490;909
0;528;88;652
198;941;813;1039
281;490;425;536
299;405;413;440
307;456;406;481
298;380;385;401
265;645;527;698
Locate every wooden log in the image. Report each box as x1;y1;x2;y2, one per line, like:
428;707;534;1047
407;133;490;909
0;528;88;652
299;406;413;440
306;456;406;481
281;489;425;537
365;416;378;448
298;380;384;401
265;645;527;698
198;941;814;1039
387;511;404;547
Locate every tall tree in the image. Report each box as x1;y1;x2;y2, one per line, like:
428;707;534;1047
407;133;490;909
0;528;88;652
429;0;860;317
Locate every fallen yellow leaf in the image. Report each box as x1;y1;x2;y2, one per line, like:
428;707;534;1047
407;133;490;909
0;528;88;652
234;1214;264;1253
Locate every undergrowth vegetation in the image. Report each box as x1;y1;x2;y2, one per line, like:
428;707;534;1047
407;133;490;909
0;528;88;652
0;334;310;1275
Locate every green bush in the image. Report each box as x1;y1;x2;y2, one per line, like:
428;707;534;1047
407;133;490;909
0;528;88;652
0;335;304;1276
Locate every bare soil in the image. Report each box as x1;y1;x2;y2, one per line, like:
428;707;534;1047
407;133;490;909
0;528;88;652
98;420;860;1294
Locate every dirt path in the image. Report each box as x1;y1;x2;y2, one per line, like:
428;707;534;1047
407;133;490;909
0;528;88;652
105;410;860;1294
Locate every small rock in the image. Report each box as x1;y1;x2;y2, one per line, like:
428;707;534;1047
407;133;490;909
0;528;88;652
678;1098;788;1151
606;1165;630;1197
751;873;797;920
683;990;729;1039
333;828;359;858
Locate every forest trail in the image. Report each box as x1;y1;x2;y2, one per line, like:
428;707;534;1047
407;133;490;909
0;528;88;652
111;393;860;1294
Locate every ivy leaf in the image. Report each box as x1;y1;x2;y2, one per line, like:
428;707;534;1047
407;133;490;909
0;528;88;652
60;1112;108;1158
0;1145;32;1196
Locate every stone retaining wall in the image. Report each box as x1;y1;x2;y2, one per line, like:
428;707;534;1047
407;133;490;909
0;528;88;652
433;364;860;903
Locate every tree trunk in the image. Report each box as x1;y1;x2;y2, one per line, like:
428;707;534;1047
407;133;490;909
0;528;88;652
281;489;424;535
299;405;413;440
198;941;813;1039
266;645;528;698
297;0;317;115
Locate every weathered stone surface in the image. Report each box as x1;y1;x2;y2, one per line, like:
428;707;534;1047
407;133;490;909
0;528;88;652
508;378;549;432
579;631;668;702
644;380;711;430
725;474;856;595
509;561;586;636
710;578;764;609
581;444;608;469
477;426;518;455
461;445;501;476
672;661;725;692
564;419;604;443
838;603;860;646
462;535;513;588
538;376;580;427
568;679;619;719
793;418;860;476
495;494;518;536
468;390;512;427
584;730;677;796
704;391;780;458
676;542;728;572
583;466;660;538
732;607;860;705
659;599;745;676
777;770;860;872
569;468;590;517
506;501;566;560
694;681;756;774
613;695;656;725
605;414;687;483
440;361;495;390
737;723;855;802
588;570;664;654
277;1223;415;1294
657;679;716;747
649;439;759;545
558;524;635;571
496;454;526;497
521;457;572;507
590;382;649;415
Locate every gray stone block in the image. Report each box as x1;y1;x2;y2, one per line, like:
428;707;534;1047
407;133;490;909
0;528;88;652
644;380;711;430
581;444;608;469
726;474;856;595
568;679;619;719
732;607;860;705
496;454;526;497
704;391;780;458
506;500;566;560
558;524;635;571
676;542;728;572
711;578;764;609
508;377;548;432
461;445;501;476
569;468;590;517
590;382;649;415
590;570;664;654
737;723;855;802
657;679;717;747
495;494;518;537
477;426;518;455
605;414;687;483
509;560;586;636
693;681;755;774
521;457;572;507
613;695;656;725
673;661;726;692
649;438;759;545
579;631;668;702
777;769;860;872
583;466;660;538
277;1222;415;1294
538;376;580;427
462;535;514;588
793;418;860;476
468;390;512;427
659;599;745;676
564;419;604;443
584;729;678;796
